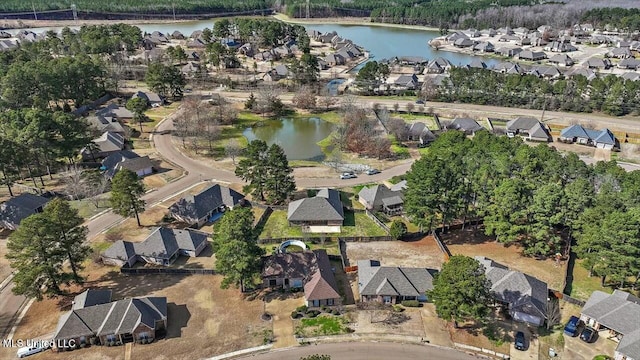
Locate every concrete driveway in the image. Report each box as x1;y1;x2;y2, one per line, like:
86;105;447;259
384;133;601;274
509;324;538;360
564;330;617;360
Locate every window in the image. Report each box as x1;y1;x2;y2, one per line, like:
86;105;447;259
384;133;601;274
383;296;392;304
269;279;277;287
138;332;149;340
106;335;117;342
312;300;320;307
327;299;334;306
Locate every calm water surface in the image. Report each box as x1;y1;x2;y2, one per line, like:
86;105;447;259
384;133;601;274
243;117;334;161
10;20;497;67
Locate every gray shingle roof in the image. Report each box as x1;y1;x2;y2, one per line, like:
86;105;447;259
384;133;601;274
451;118;483;133
560;125;616;145
86;115;126;134
117;156;153;174
73;290;113;310
96;103;134;119
476;256;548;320
358;185;403;209
0;193;50;228
169;184;244;223
55;296;167;340
358;260;435;297
506;116;540;132
262;251;316;279
102;240;137;263
287;188;344;222
92;131;125;153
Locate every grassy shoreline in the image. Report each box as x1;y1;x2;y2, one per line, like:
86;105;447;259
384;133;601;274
273;14;440;32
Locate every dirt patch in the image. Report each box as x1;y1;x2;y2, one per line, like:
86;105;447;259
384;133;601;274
265;293;304;349
419;304;454;347
0;238;12;281
5;265;270;360
354;308;425;337
346;236;444;269
442;228;566;290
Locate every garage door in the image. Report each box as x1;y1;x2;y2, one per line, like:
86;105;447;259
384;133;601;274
513;311;543;326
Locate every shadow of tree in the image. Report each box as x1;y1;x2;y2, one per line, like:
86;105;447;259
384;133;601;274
163;303;190;340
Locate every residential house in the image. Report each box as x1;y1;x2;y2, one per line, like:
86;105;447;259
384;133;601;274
580;290;640;360
390;180;408;192
406;122;436;145
548;53;574;67
81;131;125;160
132;91;163;107
0;193;50;230
497;27;514;35
254;51;275;62
534;65;562;79
567;67;597;80
357;260;435;304
287;188;344;233
621;72;640;81
473;42;495;53
454;38;475;48
476;256;548;326
96;103;134;120
170;30;185;39
446;32;468;43
505;116;550;142
449;118;484;135
168;184;244;228
559;124;617;150
187;51;201;61
498;34;520;42
53;290;167;349
608;47;633;59
85;115;126;136
238;43;254;57
101;227;209;267
395;56;429;66
467;58;488;69
181;62;200;76
583;57;613;70
618;58;640;70
495;47;522;57
464;29;482;38
72;289;113;310
519;50;547;61
393;74;420;90
424;57;452;74
324;53;345;66
0;31;11;38
187;38;207;48
262;249;341;307
544;41;577;52
358;184;404;215
101;150;153;179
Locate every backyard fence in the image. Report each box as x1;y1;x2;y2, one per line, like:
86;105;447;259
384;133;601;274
365;210;390;234
258;236;394;245
432;230;451;260
556;292;586;307
253;206;273;230
121;268;215;275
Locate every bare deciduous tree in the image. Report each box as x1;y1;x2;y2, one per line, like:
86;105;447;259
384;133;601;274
225;139;243;165
292;86;317;110
406;102;415;114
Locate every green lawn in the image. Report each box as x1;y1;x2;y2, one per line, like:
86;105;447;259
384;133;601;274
394;113;437;129
69;197;109;219
567;259;612;301
297;315;349;336
92;241;112;252
257;209;387;239
391;143;410;158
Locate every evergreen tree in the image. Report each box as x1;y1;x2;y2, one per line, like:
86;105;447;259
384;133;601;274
126;97;149;133
43;198;91;282
212;207;264;290
110;169;146;226
264;144;296;204
6;214;68;299
236;139;269;201
428;255;492;327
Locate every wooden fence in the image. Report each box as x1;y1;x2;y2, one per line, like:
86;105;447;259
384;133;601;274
258;235;393;245
121;268;215;275
365;210;390;234
432;230;451;260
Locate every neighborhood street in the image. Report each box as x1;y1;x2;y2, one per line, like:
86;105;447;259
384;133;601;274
235;342;478;360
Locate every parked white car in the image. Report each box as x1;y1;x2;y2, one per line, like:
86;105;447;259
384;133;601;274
340;172;357;179
17;343;50;358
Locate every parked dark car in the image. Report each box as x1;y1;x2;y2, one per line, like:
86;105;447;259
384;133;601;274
580;327;596;343
564;316;581;337
415;99;425;104
365;169;380;175
514;331;526;351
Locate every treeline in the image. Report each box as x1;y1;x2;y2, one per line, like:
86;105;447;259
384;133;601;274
405;131;640;288
432;68;640;116
582;7;640;31
0;0;272;13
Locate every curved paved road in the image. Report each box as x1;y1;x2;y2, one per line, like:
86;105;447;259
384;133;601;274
236;342;477;360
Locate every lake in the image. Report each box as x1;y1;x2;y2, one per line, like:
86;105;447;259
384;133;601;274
243;117;334;161
9;19;498;67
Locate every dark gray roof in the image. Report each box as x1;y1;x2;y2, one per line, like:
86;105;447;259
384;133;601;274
287;188;344;222
102;240;137;262
582;290;640;334
86;115;126;134
96;103;134;119
358;185;403;209
169;184;244;222
358;260;435;297
408;122;426;137
0;193;50;228
618;330;640;360
451;118;483;133
102;227;208;262
506;116;540;132
73;290;113;310
117;156;153;173
262;251;317;279
102;150;140;178
476;256;548;319
54;296;167;340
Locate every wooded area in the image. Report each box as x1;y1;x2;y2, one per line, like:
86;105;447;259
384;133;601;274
404;131;640;289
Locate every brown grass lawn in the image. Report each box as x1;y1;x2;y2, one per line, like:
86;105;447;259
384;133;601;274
442;228;567;291
6;260;269;360
0;236;12;281
346;235;445;269
449;323;511;355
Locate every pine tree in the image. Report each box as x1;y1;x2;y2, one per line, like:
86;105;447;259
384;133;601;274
44;198;91;282
110;169;146;226
235;140;269;201
6;214;68;300
265;144;296;204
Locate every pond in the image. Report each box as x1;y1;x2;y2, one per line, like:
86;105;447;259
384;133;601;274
243;117;334;161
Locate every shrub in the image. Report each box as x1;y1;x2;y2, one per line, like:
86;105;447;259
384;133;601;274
401;300;420;307
291;311;304;319
392;304;405;312
306;310;321;318
390;220;408;240
296;305;308;312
